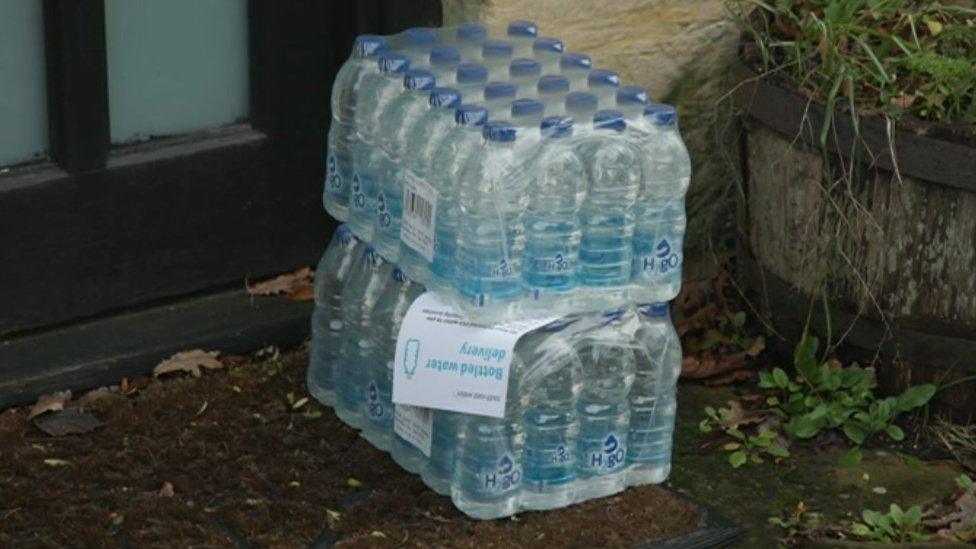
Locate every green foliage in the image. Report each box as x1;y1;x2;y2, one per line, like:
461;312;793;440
701;406;790;467
851;504;929;543
730;0;976;124
757;335;935;462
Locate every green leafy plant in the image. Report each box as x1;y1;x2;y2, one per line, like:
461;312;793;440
700;405;790;467
851;504;929;542
758;335;935;462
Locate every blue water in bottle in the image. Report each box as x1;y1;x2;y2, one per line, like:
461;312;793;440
632;104;690;302
559;52;592;91
628;302;682;485
518;319;582;510
522;116;584;306
454;122;527;309
361;267;424;451
373;69;437;259
509;58;542;97
308;225;363;406
578;110;640;289
334;247;391;429
324;35;387;221
532;36;565;73
576;308;636;500
481;40;514;80
426;104;489;292
586;68;621;110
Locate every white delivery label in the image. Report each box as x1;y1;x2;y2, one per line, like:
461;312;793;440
400;175;438;262
393;404;433;457
392;292;556;418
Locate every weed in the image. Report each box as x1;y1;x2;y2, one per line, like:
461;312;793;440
851;503;929;542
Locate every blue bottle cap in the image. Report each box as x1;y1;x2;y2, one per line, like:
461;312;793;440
594;109;626;132
537;74;569;94
560;52;592;71
455;104;489;126
532;37;564;54
378;52;410;74
511;98;544;118
540;116;573;139
484;121;517;142
456;22;488;42
507;20;539;38
353;35;387;58
616;85;649;106
403;27;437;46
509;58;541;78
484;81;517;100
541;318;576;332
644;103;678;126
482;40;514;59
429;45;461;67
588;68;621;88
600;307;625;323
429;87;462;108
456;63;488;85
403;69;436;91
639;302;670;317
565;91;598;112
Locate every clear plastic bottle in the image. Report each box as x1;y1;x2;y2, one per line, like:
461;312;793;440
631;104;690;301
426;104;490;292
372;69;438;259
518;319;582;510
420;44;462;86
522;116;584;306
454;22;488;62
454;63;488;98
454;122;527;309
506;20;539;57
628;302;682;485
564;91;599;135
615;85;649;121
323;35;387;221
587;68;621;110
560;52;592;91
532;37;565;73
335;246;392;429
510;97;544;127
483;81;517;119
361;267;425;451
481;40;514;80
509;58;542;96
536;75;570;116
397;86;463;281
391;407;430;474
423;406;465;495
308;224;363;406
395;27;438;67
578;110;640;288
575;308;636;500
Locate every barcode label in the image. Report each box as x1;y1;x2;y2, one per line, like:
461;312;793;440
400;175;438;262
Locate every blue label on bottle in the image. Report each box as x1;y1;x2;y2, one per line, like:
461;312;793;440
327;149;343;190
636;237;682;277
335;224;354;245
530;252;573;273
365;381;384;420
377;191;391;228
478;453;522;495
351;173;366;212
580;433;627;474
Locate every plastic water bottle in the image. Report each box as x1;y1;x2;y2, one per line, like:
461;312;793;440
452;361;524;519
455;122;527;309
422;407;465;495
323;35;387;221
510;97;545;127
560;52;592;91
564;91;598;136
397;86;463;281
628;302;682;485
481;40;514;80
426;104;489;292
361;267;424;451
578;110;640;288
576;308;635;499
518;319;582;510
335;246;392;429
454;63;488;98
509;58;542;96
506;20;539;57
632;104;689;301
484;81;517;119
373;69;438;260
454;22;488;62
308;225;363;406
532;37;565;73
615;85;649;121
391;406;430;474
523;116;584;304
537;75;570;115
396;27;438;66
422;44;462;86
587;68;621;110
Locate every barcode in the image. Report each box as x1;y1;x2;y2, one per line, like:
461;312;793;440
405;190;433;229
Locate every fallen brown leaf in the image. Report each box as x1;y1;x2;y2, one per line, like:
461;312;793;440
28;391;72;421
745;335;766;357
153;350;222;378
246;267;314;301
159;482;175;498
77;387;113;410
33;410;104;437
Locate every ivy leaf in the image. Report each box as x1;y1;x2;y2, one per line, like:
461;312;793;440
729;450;748;468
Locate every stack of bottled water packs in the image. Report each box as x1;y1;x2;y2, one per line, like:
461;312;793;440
309;20;690;519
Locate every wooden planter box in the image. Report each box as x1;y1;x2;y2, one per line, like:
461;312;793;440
734;60;976;416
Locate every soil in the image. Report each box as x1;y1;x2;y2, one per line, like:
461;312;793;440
0;350;703;548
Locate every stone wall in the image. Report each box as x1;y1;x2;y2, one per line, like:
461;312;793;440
442;0;741;276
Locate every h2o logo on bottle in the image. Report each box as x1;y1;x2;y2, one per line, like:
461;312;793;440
638;238;681;276
586;433;626;473
336;224;353;245
551;444;571;464
534;252;572;273
327;150;343;190
365;381;383;420
488;259;514;279
482;453;521;493
377;191;391;228
351;173;366;211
